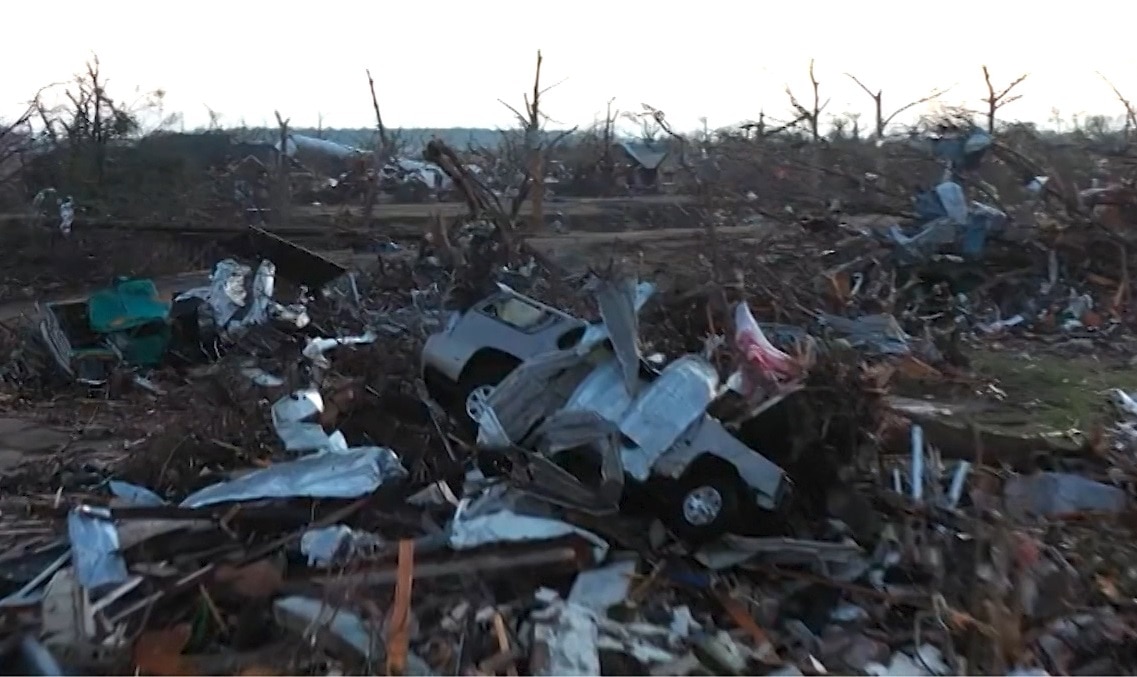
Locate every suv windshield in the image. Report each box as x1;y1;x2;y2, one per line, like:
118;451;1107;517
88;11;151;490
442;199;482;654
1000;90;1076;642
483;296;550;331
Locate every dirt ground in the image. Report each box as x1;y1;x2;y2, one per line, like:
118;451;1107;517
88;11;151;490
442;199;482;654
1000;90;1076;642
0;194;695;235
0;196;711;303
307;194;691;219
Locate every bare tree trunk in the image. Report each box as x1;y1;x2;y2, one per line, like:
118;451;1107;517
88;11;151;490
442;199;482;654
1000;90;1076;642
527;51;545;232
601;98;616;194
785;61;830;203
273;111;292;227
88;59;107;190
361;69;392;225
982;66;1028;135
808;61;822;202
499;51;576;233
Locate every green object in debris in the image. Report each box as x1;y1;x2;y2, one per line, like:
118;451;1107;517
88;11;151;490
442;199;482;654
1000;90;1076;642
86;278;172;367
87;278;170;333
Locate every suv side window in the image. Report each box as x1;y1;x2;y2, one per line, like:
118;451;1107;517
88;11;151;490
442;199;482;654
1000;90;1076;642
480;296;550;332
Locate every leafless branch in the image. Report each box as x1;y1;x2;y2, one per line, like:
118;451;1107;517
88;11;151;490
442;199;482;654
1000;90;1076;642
763;112;811;137
0;101;36;188
498;100;528;127
981;65;1029;134
845;72;949;138
1097;72;1137;142
882;90;949;128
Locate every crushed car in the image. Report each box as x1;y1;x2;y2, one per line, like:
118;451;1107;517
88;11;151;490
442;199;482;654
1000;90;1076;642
422;280;792;541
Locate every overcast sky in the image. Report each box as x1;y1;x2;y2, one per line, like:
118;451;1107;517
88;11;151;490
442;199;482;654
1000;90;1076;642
3;0;1136;133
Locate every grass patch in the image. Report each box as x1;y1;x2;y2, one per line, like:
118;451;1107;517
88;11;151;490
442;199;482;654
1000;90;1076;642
966;347;1137;433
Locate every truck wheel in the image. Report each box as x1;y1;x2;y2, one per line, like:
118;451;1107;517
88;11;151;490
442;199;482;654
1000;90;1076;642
464;384;497;423
455;358;520;435
667;467;744;544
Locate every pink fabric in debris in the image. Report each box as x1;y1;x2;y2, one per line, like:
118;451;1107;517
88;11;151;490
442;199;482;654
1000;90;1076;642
734;302;800;394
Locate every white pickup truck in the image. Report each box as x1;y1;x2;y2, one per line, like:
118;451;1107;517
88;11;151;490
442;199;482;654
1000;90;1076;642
420;281;792;541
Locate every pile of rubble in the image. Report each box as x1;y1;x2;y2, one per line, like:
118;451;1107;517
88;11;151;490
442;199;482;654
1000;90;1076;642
3;128;1137;676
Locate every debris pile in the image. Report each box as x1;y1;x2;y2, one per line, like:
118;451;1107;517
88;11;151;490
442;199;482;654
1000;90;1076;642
3;129;1137;677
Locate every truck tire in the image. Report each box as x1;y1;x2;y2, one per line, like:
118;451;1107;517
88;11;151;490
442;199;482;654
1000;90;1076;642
666;464;745;544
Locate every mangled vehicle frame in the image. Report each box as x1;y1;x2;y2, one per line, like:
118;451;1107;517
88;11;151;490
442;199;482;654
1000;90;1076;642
422;280;791;541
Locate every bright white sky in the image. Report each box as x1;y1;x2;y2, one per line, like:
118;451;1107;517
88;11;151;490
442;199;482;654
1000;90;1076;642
3;0;1136;133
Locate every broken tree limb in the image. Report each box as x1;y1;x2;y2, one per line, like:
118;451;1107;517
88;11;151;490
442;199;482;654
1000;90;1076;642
421;138;568;285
